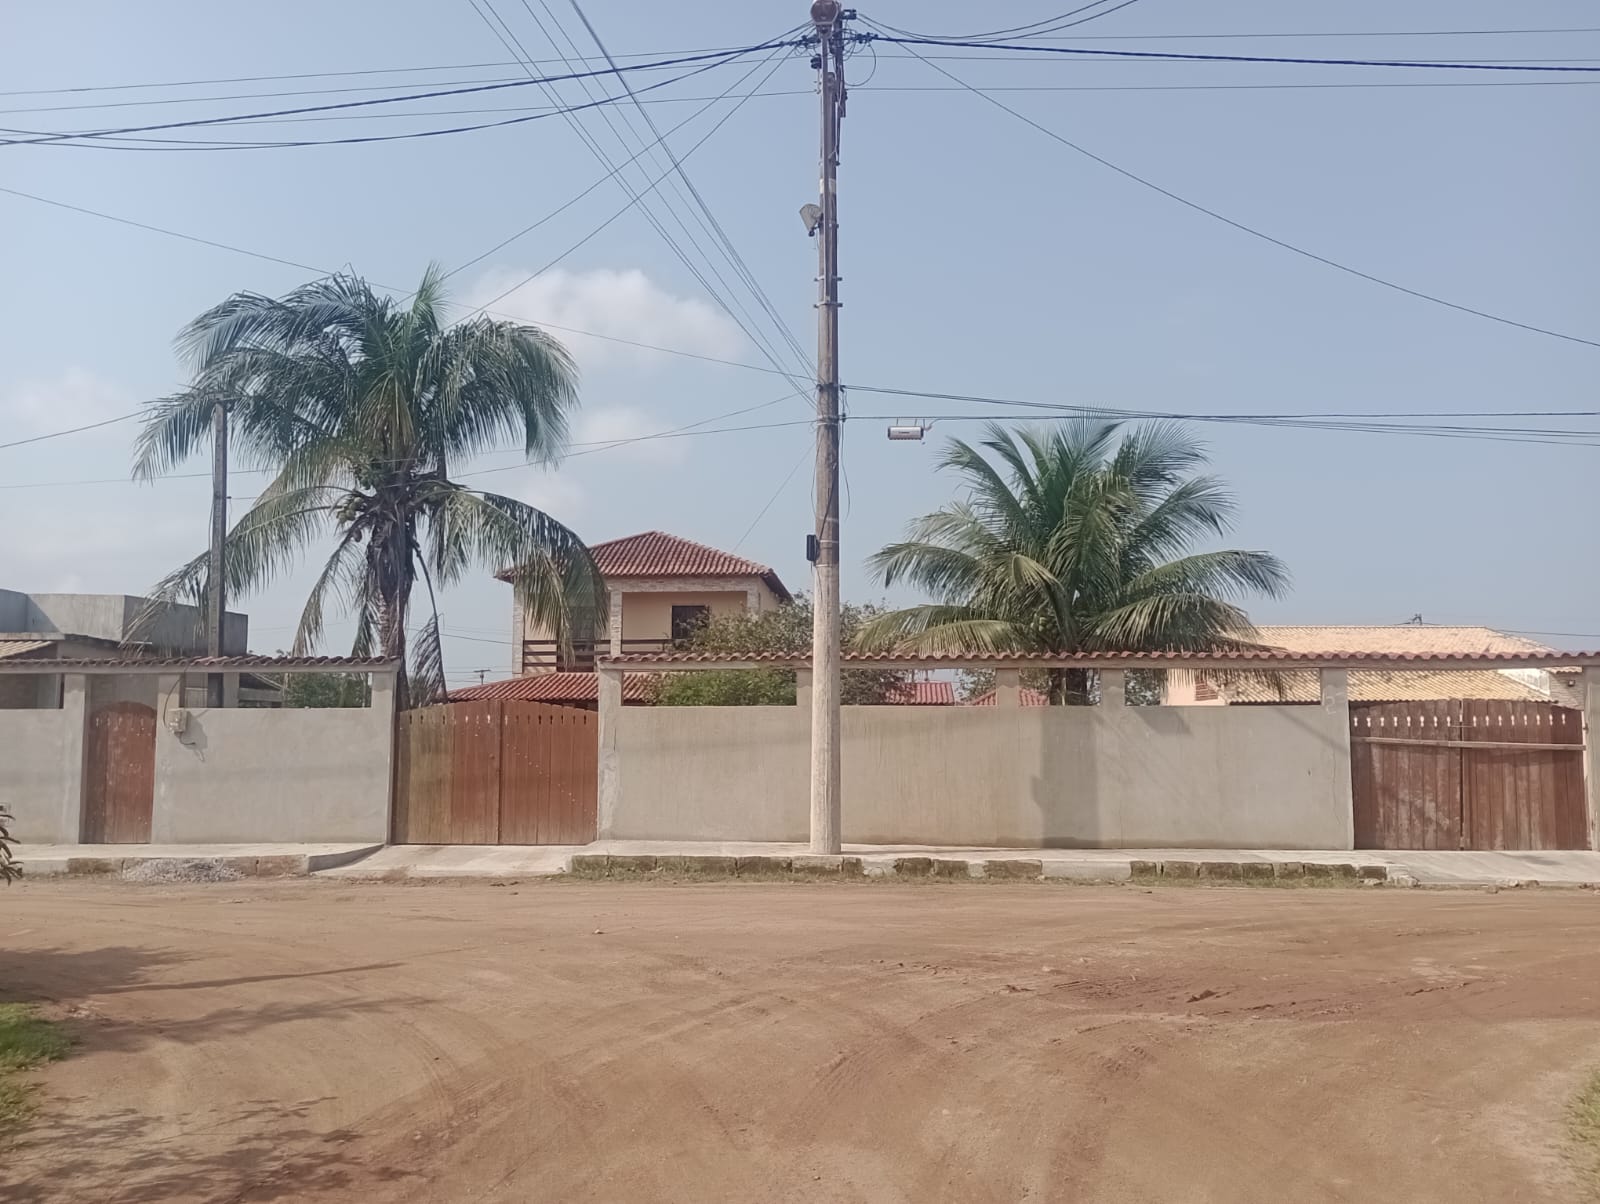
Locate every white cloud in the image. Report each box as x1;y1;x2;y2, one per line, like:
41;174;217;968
0;369;130;439
571;405;686;465
465;267;743;371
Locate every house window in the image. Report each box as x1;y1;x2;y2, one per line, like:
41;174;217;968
671;605;711;644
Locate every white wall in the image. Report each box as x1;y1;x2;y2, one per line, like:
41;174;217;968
610;691;1354;849
0;709;82;843
152;706;393;844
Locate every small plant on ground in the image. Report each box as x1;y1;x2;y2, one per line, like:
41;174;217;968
0;1003;71;1136
1572;1069;1600;1196
0;807;18;883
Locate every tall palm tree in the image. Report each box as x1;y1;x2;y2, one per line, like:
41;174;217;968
860;420;1289;703
134;268;603;707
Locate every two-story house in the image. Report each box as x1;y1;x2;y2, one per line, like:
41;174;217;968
459;531;792;707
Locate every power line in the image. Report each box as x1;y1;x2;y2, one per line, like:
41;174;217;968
0;41;800;147
566;0;814;378
0;185;797;378
0;56;761;152
437;55;793;283
855;32;1600;72
863;26;1600;351
461;1;812;399
731;442;811;552
0;411;140;450
13;27;1597;98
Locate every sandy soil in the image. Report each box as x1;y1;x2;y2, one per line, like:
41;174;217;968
2;879;1598;1203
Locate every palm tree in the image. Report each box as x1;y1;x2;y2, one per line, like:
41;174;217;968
134;268;604;708
860;420;1289;704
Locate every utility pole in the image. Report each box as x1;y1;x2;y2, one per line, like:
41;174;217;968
205;399;228;708
808;1;847;854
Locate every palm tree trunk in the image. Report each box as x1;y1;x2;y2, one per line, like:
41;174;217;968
1048;668;1096;706
372;520;414;710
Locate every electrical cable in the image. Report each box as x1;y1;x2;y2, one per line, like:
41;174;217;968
0;56;759;151
0;184;798;377
565;0;815;377
13;27;1593;98
0;41;802;147
464;1;814;402
0;411;140;449
511;0;811;383
731;442;812;552
861;23;1600;351
855;32;1600;72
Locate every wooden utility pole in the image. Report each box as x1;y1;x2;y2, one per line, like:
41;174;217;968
808;1;847;854
206;399;228;708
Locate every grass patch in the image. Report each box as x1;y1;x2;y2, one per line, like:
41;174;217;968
1572;1069;1600;1196
0;1003;72;1137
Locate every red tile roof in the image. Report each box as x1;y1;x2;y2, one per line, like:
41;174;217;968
449;671;654;705
499;531;790;600
882;680;957;705
590;531;790;597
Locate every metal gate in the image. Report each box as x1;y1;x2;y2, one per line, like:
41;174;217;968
1351;699;1588;850
83;701;156;843
392;699;597;845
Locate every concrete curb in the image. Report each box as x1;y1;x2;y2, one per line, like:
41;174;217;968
566;853;1399;885
23;851;376;880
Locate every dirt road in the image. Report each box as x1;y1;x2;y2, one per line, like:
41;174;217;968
2;879;1597;1203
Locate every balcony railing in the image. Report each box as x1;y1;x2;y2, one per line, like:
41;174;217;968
521;637;676;673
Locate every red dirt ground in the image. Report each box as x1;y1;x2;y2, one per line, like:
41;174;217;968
2;879;1598;1202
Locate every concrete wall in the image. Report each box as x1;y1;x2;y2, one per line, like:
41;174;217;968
609;679;1354;848
522;576;781;645
15;593;247;653
0;677;86;843
152;698;393;844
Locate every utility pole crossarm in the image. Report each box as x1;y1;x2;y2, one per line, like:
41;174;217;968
808;0;847;854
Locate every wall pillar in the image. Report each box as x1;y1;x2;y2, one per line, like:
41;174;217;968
597;667;622;839
1585;669;1600;851
1320;668;1355;849
370;671;398;844
1100;669;1126;708
221;673;241;709
58;674;90;843
746;586;760;614
994;669;1021;708
607;590;623;658
795;668;812;710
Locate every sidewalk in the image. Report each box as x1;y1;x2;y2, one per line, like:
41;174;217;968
319;840;1600;887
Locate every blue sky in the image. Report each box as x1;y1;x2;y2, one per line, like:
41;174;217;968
1;1;1595;681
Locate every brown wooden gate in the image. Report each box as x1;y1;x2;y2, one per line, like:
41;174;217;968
1351;699;1588;850
83;701;156;843
393;699;597;845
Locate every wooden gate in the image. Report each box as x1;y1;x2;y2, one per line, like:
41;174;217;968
1351;699;1588;850
83;701;156;843
393;699;597;845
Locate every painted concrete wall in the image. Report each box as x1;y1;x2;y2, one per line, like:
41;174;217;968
610;689;1354;848
0;709;82;842
10;593;247;653
521;577;781;647
0;676;87;843
151;694;394;844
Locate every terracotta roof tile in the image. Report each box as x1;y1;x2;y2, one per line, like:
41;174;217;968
449;671;654;704
589;531;790;597
1255;625;1558;656
882;680;957;705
